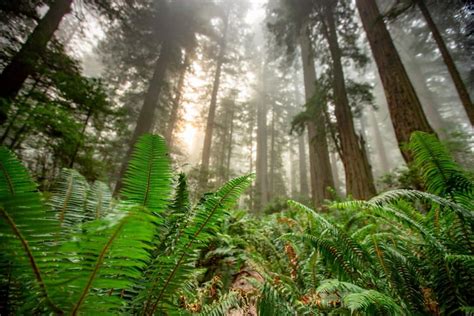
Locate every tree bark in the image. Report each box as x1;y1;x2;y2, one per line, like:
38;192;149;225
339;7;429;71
199;12;229;185
165;54;189;148
269;104;276;199
0;0;73;124
356;0;434;161
256;63;269;210
114;41;173;194
289;138;298;198
330;151;341;195
297;134;309;196
323;10;376;199
299;30;334;207
225;103;235;181
416;0;473;125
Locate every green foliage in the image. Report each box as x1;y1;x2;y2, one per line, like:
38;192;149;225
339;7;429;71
0;134;253;314
187;132;473;316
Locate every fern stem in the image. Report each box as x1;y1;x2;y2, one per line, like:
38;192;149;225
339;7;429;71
0;208;63;315
0;161;14;195
70;219;126;315
146;188;235;315
142;139;156;207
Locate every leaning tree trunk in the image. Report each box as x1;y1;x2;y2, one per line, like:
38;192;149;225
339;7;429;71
356;0;434;161
199;12;229;185
115;41;173;194
299;30;334;207
165;54;189;148
324;11;376;200
416;0;473;125
0;0;73;124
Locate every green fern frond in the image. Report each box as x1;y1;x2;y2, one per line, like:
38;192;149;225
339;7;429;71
343;289;405;315
141;174;254;315
85;181;112;220
317;280;405;315
0;147;61;313
120;134;173;212
53;205;157;314
409;132;473;201
48;168;89;228
198;291;242;316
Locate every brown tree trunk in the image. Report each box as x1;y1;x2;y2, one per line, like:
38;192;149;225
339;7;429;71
200;12;229;185
323;11;376;199
289;138;298;198
0;0;73;124
292;69;309;197
225;105;235;181
114;41;173;194
256;64;269;210
330;151;341;195
165;54;189;148
356;0;434;161
269;104;276;199
297;134;309;196
416;0;473;125
299;30;334;207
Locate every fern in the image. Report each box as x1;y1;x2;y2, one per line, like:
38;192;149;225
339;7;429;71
48;168;89;228
409;131;473;204
0;147;62;313
141;174;254;315
85;181;112;220
120;133;172;212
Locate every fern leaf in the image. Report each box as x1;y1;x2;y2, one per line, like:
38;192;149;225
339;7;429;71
142;174;254;315
0;147;62;313
48;168;89;228
85;181;112;220
120;134;172;212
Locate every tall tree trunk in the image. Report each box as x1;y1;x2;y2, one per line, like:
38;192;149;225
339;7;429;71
0;0;73;124
394;36;448;138
292;69;309;197
256;63;269;210
289;138;298;198
369;110;390;174
165;54;189;148
115;41;173;194
249;113;255;211
323;11;376;199
200;12;229;185
269;104;276;199
330;151;341;195
356;0;434;161
416;0;473;125
299;30;334;207
297;134;309;196
225;103;235;181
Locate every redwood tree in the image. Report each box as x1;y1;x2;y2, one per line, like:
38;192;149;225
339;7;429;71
356;0;434;161
320;3;376;199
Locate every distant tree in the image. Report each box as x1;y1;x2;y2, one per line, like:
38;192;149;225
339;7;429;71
388;0;473;125
267;0;335;207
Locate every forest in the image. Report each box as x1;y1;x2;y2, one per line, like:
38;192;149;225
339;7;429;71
0;0;473;315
